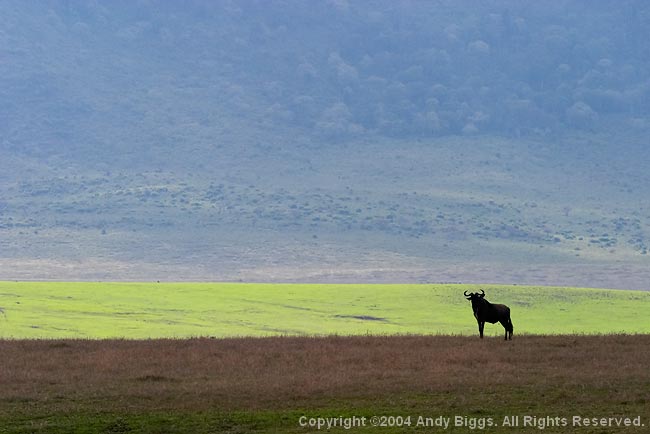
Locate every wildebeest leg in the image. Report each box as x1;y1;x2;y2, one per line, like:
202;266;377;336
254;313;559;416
508;318;514;340
501;318;513;340
478;321;484;338
499;319;509;340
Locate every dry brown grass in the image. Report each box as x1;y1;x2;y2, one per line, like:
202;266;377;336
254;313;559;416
1;335;649;420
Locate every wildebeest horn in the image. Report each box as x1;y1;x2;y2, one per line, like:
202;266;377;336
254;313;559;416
463;290;470;297
479;289;485;296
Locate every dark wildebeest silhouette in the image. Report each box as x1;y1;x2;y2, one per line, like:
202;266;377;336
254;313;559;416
464;289;513;340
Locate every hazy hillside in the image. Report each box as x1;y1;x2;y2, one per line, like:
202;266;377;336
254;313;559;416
1;0;649;288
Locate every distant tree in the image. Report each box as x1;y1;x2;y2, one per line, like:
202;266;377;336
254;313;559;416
566;101;598;129
315;102;363;139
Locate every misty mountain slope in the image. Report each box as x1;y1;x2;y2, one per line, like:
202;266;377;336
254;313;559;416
3;0;650;164
1;1;649;288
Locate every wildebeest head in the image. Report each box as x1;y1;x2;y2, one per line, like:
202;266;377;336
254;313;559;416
464;289;485;308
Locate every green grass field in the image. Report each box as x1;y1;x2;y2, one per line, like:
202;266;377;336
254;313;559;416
1;281;648;338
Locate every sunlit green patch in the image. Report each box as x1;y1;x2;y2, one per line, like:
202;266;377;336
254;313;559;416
0;282;648;339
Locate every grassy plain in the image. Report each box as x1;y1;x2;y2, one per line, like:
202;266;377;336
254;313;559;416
1;282;650;338
0;335;649;433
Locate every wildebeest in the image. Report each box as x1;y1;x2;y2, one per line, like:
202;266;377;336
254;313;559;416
464;289;513;340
